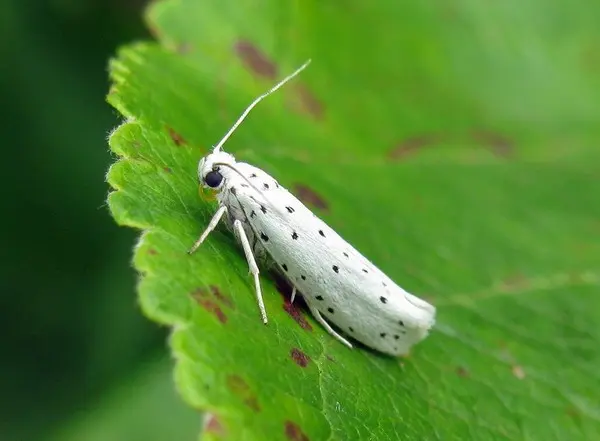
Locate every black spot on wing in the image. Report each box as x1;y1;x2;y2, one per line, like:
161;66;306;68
250;210;256;218
260;232;269;242
380;296;388;304
315;295;324;301
301;275;306;280
260;205;267;214
263;183;269;190
327;307;334;314
380;332;387;338
332;265;339;273
318;230;325;237
282;263;288;272
286;206;295;213
291;231;298;240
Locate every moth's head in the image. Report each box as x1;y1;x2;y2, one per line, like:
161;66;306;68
197;150;237;191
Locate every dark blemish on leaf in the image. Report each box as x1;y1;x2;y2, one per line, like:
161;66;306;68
293;184;329;212
293;83;324;120
210;285;234;308
167;127;186;146
284;301;313;331
380;332;387;338
234;40;277;79
388;134;438;160
501;273;528;289
260;232;269;242
471;130;514;158
250;210;256;218
512;365;526;379
318;230;325;237
176;42;193;54
327;307;334;314
148;248;158;255
286;206;295;213
315;295;324;301
271;272;313;331
282;263;288;272
380;296;387;304
332;265;339;273
203;414;225;436
191;287;228;324
225;374;261;412
291;231;298;240
163;167;172;173
290;348;310;367
260;205;267;214
284;421;310;441
456;366;470;378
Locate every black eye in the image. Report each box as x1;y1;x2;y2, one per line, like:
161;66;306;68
204;170;223;188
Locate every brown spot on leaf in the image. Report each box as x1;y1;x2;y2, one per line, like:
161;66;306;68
203;413;225;436
512;365;526;379
293;184;329;212
226;375;261;412
290;348;310;367
234;41;277;79
148;248;158;255
176;42;193;54
163;167;172;173
388;134;439;160
471;130;513;157
283;300;313;331
456;366;470;377
270;271;313;331
326;355;336;363
244;397;261;412
210;285;234;308
167;127;186;146
294;84;324;120
191;287;228;324
284;421;309;441
501;273;528;290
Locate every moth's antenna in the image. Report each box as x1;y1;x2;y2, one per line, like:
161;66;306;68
213;59;311;153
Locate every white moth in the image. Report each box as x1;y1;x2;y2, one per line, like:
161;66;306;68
189;60;436;356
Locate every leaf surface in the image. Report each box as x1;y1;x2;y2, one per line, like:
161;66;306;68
107;1;600;439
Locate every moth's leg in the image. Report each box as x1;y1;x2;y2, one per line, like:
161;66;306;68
290;286;297;304
233;219;268;324
307;303;353;349
188;205;228;254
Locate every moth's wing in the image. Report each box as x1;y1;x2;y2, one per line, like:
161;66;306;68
234;183;435;355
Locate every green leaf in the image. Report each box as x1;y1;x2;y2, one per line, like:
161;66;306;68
106;1;600;439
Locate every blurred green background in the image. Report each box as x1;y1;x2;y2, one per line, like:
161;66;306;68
0;1;199;440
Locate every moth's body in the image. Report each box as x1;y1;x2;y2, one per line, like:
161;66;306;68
189;61;435;356
194;152;436;356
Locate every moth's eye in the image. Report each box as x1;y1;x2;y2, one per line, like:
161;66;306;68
204;170;223;188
